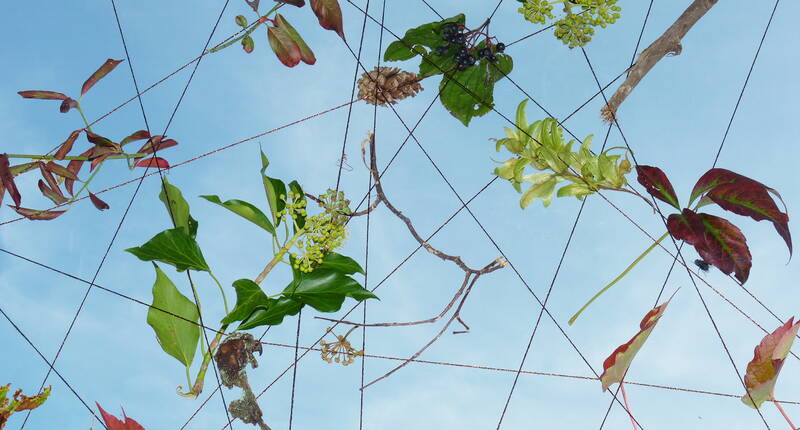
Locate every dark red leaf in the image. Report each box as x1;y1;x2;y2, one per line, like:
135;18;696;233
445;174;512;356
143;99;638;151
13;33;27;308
121;130;151;146
245;0;260;12
310;0;345;40
38;180;67;205
11;206;66;220
90;152;114;172
59;97;78;113
636;165;680;209
45;161;79;181
54;129;83;160
242;35;255;54
65;148;91;195
0;180;5;207
81;59;124;96
17;90;68;100
86;131;120;150
668;209;752;283
96;403;147;430
276;0;305;6
89;191;110;210
136;136;178;155
0;154;22;207
268;25;302;67
38;162;63;198
9;162;38;177
134;157;170;168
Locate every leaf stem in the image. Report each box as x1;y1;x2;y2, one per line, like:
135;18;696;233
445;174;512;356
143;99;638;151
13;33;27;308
186;274;207;357
75;102;92;132
179;324;229;398
620;382;639;430
6;153;148;161
772;397;798;430
204;4;283;55
255;229;304;284
569;231;669;325
208;270;230;315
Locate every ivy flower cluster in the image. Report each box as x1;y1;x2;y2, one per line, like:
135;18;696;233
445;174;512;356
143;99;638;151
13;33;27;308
291;189;351;273
517;0;621;48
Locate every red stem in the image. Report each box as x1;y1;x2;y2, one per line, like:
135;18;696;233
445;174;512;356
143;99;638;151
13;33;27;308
772;397;798;430
620;382;639;430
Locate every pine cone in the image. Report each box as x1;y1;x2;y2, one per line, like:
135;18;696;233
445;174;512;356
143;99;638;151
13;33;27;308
357;66;423;106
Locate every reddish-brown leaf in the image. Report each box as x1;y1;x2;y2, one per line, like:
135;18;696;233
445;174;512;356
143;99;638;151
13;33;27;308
38;180;67;205
600;293;675;391
741;318;800;408
134;157;170;168
268;25;302;67
136;136;178;155
45;161;80;181
0;180;5;207
89;191;110;210
81;59;124;96
668;209;752;283
277;0;305;6
96;403;147;430
17;90;68;100
38;162;63;198
65;148;92;195
121;130;151;146
59;97;78;113
276;14;316;65
54;129;83;160
86;131;121;150
11;206;66;220
245;0;260;12
90;152;115;172
0;154;22;207
636;165;680;209
310;0;345;40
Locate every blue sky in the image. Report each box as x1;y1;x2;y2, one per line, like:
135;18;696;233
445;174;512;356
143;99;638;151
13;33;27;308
2;0;800;429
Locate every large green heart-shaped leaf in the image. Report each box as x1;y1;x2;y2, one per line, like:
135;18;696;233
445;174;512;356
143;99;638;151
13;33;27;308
238;297;303;330
222;279;271;325
126;227;210;272
318;252;364;275
147;264;200;367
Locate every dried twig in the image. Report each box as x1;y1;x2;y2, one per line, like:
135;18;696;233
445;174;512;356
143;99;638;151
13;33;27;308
601;0;719;122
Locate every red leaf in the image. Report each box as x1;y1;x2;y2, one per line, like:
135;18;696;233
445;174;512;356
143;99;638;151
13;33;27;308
59;97;78;113
636;165;680;209
0;154;22;207
89;191;110;210
134;157;169;168
741;318;800;408
96;403;147;430
81;59;124;96
38;180;67;205
600;293;675;391
668;209;752;283
45;161;80;181
90;152;115;172
310;0;345;40
268;25;302;67
0;180;5;207
136;136;178;155
121;130;151;146
38;162;63;198
17;90;68;100
55;129;83;160
276;0;305;6
275;14;316;65
11;206;66;220
244;0;260;12
65;148;92;195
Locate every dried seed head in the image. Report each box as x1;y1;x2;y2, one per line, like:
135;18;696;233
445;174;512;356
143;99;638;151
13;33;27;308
358;66;423;107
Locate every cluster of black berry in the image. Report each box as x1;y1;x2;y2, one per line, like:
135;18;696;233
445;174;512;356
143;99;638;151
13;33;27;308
434;23;506;71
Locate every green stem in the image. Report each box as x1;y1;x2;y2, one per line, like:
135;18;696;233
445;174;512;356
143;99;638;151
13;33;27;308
186;274;207;357
568;231;669;325
255;229;304;284
65;162;104;208
75;102;92;132
184;365;192;392
179;324;229;398
204;4;282;55
6;153;148;161
208;270;230;315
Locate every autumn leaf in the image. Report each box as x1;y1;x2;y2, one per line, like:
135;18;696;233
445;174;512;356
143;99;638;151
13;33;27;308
636;165;680;209
96;403;146;430
310;0;345;40
134;157;170;169
59;98;78;113
268;25;302;67
600;293;675;391
89;191;110;210
275;14;316;65
0;154;22;207
54;129;83;160
741;318;800;408
17;90;68;100
81;59;124;96
11;206;66;221
120;130;151;146
0;385;51;429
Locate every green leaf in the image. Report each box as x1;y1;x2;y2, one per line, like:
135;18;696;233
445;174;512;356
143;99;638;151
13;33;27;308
384;14;465;63
222;279;271;325
520;176;557;208
260;150;287;227
147;264;200;367
275;14;316;65
557;182;594;198
418;44;459;79
199;195;275;235
125;227;210;272
282;269;377;312
383;40;419;62
439;54;513;126
288;180;307;231
318;252;365;274
238;297;303;330
159;177;198;238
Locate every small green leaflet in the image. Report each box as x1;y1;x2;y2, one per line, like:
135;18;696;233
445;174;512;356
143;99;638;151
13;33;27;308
159;177;198;238
147;264;200;368
200;195;275;235
126;227;210;272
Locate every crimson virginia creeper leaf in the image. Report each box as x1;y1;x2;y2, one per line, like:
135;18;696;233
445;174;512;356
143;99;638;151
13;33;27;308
96;403;146;430
134;157;170;168
10;206;66;220
81;59;124;96
600;293;675;391
90;152;115;172
120;130;151;146
89;191;110;210
636;165;680;209
59;97;78;113
741;318;800;408
38;180;67;205
0;181;4;207
54;129;83;160
275;14;316;65
17;90;68;100
668;209;752;283
268;25;302;67
0;154;22;207
310;0;345;40
45;161;79;181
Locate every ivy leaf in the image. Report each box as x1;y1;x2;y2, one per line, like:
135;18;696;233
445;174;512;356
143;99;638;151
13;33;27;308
158;177;198;238
17;90;68;100
310;0;345;40
418;44;459;79
125;227;210;272
10;206;66;220
96;403;147;430
0;154;22;207
383;14;465;62
636;165;680;209
275;14;316;65
667;209;751;283
439;54;513;126
222;279;270;325
260;150;286;227
318;252;365;275
282;269;377;312
238;297;303;330
741;318;800;408
600;294;674;391
199;195;275;235
268;25;302;67
81;58;124;96
147;264;200;368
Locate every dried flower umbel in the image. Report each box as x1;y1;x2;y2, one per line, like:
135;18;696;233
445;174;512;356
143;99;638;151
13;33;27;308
358;66;423;106
320;326;364;366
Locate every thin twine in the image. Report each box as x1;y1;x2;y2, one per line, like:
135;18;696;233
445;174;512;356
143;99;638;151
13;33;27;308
288;310;302;430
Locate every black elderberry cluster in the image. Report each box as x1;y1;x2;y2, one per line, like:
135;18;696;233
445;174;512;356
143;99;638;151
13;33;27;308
436;23;506;71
